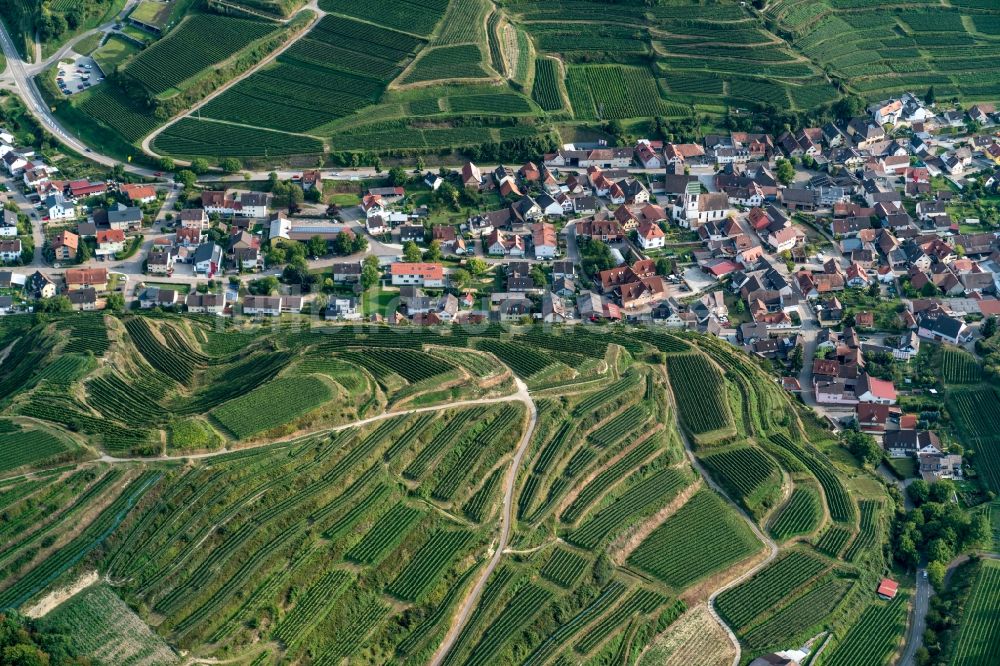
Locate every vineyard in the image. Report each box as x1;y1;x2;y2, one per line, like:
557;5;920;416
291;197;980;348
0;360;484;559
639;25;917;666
666;352;735;443
699;445;782;519
402;45;491;84
627;490;762;590
819;594;908;666
941;346;983;384
0;315;901;665
122;14;277;96
0;423;76;474
715;550;829;631
951;560;1000;666
947;387;1000;492
768;484;822;540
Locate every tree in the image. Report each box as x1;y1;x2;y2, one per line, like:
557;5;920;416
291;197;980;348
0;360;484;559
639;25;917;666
361;255;381;290
105;292;125;312
920;281;939;297
333;230;356;256
416;156;426;172
926;561;946;591
467;257;488;276
37;295;71;312
388;166;408;186
308;235;328;258
176;170;197;189
403;240;422;262
982;315;997;338
775;158;795;186
928;479;955;503
220;158;242;173
422;240;442;262
844;430;882;468
925;86;936;106
158;157;175;172
908;480;930;506
593;552;614;586
450;268;471;289
833;95;865;120
286;185;304;211
189;158;210;174
441;183;461;209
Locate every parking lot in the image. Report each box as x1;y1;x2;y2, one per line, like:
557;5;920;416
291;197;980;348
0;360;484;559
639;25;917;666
56;56;103;96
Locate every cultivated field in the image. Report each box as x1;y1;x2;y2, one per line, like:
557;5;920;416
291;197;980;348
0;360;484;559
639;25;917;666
0;315;900;664
951;559;1000;666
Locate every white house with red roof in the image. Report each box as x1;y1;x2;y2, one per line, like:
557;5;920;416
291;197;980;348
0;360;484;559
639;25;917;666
856;373;897;405
637;221;665;250
390;262;445;288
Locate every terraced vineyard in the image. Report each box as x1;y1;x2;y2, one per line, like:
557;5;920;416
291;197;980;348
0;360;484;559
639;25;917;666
122;14;278;96
952;560;1000;666
0;315;901;665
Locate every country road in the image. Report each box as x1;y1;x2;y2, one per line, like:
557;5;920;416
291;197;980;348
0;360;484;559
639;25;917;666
430;378;538;666
0;15;158;178
898;567;930;666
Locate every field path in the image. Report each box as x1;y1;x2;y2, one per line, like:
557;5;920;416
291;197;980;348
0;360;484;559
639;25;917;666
139;0;326;162
429;378;538;666
97;381;531;463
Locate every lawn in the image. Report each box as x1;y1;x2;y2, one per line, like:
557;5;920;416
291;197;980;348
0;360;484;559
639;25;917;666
362;285;397;317
92;35;139;75
72;33;104;56
145;281;191;295
885;456;917;479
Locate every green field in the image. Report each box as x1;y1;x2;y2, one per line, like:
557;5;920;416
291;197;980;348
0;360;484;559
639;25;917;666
92;35;140;75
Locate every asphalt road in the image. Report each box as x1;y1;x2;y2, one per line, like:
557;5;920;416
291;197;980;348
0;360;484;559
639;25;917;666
0;16;158;178
899;567;931;666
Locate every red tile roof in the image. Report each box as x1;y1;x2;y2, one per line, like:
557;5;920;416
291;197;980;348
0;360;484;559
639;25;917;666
877;578;898;600
389;262;444;279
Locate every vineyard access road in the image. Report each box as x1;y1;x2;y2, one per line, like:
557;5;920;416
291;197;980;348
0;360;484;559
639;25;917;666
430;378;538;666
97;378;534;463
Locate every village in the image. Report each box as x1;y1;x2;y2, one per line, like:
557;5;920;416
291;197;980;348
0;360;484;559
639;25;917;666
0;93;998;481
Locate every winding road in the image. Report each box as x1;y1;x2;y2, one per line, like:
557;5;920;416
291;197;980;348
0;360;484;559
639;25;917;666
0;13;158;177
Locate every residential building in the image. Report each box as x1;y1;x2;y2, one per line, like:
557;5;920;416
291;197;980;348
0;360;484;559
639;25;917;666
193;243;223;277
390;262;445;287
243;295;283;316
64;267;107;291
185;292;226;314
